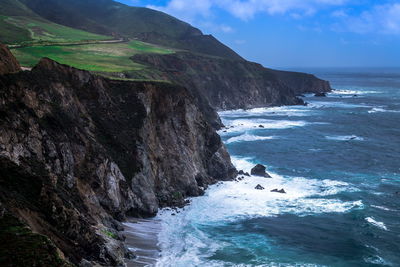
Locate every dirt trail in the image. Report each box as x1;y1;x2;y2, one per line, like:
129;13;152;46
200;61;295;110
9;38;127;49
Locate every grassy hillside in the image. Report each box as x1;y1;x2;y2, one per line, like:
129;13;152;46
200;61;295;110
0;0;112;45
11;40;174;72
18;0;243;60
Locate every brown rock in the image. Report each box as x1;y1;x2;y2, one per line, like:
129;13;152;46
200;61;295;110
0;43;21;75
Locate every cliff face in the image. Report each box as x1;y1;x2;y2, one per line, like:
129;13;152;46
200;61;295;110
131;53;331;112
0;57;236;265
268;69;332;95
0;44;21;75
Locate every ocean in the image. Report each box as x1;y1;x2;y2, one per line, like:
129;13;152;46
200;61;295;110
154;68;400;266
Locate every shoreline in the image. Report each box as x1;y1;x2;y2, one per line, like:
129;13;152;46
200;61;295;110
124;218;161;267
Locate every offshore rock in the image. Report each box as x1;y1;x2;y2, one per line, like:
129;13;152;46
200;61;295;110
271;189;287;194
255;184;265;190
251;164;272;178
314;92;327;97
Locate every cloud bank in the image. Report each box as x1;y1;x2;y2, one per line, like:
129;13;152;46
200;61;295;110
148;0;400;35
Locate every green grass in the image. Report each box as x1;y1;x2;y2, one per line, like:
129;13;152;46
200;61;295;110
2;16;111;45
102;229;117;239
0;15;31;44
11;41;174;72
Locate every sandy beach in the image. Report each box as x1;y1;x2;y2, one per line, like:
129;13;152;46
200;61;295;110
124;218;161;267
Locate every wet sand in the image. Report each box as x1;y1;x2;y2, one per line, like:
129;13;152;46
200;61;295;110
124;218;161;267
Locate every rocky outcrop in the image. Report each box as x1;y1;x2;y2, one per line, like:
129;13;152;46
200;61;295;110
251;164;271;178
0;57;236;265
0;44;21;75
130;52;331;114
269;69;331;95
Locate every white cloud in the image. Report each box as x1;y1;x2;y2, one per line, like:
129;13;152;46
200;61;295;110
148;0;348;21
148;0;400;35
148;0;213;23
341;3;400;34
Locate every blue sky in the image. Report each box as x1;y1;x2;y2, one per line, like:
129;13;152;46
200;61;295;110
116;0;400;68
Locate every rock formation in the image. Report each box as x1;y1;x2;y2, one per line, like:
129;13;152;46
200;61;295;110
131;52;331;115
0;53;236;265
251;164;272;178
0;44;21;75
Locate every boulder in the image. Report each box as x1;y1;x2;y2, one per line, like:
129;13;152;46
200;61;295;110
259;125;265;128
255;184;265;190
251;164;272;178
314;92;327;97
238;170;250;177
271;188;286;194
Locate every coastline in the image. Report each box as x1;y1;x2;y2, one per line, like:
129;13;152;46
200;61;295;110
124;218;161;267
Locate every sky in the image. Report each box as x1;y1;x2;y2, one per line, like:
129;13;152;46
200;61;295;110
116;0;400;68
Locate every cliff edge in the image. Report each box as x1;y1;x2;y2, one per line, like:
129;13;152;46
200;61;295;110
131;52;331;113
0;53;236;265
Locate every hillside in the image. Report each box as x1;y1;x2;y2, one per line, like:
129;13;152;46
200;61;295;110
18;0;243;60
0;0;112;46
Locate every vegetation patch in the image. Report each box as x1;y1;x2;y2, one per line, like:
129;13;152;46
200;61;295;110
1;16;111;46
0;214;73;267
11;41;174;72
102;229;118;239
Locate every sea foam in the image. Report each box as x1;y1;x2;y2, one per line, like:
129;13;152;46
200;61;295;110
332;89;379;95
368;107;400;114
365;217;388;231
155;157;363;266
225;133;275;144
325;135;364;141
218;119;310;134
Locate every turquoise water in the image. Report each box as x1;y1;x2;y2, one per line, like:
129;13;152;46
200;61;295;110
155;69;400;267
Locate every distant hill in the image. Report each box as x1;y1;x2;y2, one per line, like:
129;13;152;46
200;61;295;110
17;0;243;60
0;0;111;45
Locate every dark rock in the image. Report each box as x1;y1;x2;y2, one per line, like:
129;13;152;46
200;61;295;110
79;259;93;267
238;170;250;176
255;184;265;190
251;164;272;178
132;53;332;113
259;125;264;128
0;44;21;75
271;189;286;194
353;95;358;97
314;92;327;97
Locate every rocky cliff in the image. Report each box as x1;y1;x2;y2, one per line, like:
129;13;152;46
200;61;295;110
130;52;331;112
0;52;236;265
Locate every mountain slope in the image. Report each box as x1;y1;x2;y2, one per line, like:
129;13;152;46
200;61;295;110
18;0;243;60
0;0;112;45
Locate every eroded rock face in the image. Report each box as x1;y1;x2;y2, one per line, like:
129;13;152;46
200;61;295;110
0;58;236;265
0;44;21;75
131;52;331;114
